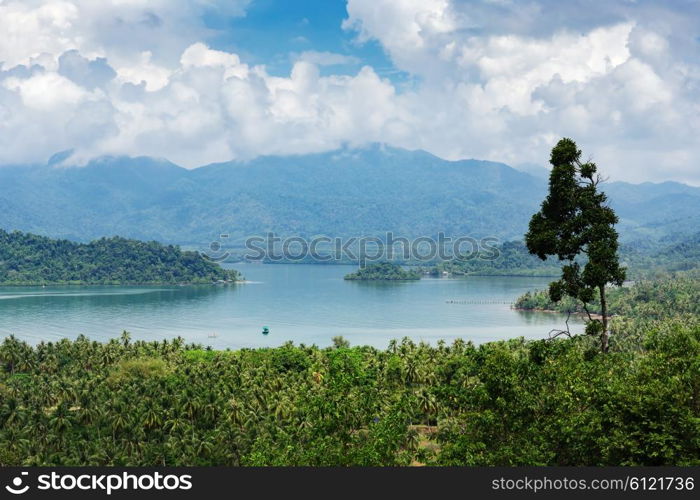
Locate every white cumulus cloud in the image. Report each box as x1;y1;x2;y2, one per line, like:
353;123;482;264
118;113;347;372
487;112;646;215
0;0;699;185
342;0;700;184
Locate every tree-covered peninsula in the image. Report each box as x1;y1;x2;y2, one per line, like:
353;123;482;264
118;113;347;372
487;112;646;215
0;230;239;285
344;262;421;281
515;271;700;319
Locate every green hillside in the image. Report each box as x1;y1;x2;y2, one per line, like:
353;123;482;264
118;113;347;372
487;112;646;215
0;230;239;285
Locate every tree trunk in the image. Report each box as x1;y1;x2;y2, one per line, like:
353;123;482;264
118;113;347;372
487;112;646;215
599;285;609;353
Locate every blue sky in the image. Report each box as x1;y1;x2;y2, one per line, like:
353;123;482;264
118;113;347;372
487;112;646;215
203;0;406;81
0;0;699;185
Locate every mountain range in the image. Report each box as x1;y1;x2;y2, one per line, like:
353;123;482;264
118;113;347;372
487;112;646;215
1;144;698;253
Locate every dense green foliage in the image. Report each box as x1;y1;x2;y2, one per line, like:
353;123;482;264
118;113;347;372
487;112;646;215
525;138;626;351
0;229;239;285
1;146;699;246
425;238;700;278
427;240;561;277
621;232;700;276
0;323;697;466
0;274;698;466
344;262;421;281
515;271;700;320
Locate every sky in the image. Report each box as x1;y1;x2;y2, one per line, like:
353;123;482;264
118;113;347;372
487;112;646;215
0;0;699;185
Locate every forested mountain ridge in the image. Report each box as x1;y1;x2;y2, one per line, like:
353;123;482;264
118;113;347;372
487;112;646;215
0;230;239;285
1;145;699;248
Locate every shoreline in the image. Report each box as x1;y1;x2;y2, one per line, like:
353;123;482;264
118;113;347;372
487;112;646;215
0;280;242;287
513;307;604;320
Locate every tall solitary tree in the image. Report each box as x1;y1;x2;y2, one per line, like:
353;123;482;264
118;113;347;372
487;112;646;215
525;138;626;352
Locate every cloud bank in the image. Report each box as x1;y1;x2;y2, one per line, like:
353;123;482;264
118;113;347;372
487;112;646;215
0;0;699;184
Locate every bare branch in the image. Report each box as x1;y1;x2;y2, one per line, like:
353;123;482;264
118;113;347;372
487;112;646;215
582;302;594;323
547;310;573;340
548;329;573;340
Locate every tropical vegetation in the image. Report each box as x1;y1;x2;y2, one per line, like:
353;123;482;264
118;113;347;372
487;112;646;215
344;262;421;281
0;270;698;466
525;138;626;352
515;270;700;319
0;230;239;285
426;240;561;277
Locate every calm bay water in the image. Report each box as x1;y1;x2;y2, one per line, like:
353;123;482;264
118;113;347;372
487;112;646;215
0;264;580;349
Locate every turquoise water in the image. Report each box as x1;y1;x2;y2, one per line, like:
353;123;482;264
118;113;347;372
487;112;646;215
0;264;580;349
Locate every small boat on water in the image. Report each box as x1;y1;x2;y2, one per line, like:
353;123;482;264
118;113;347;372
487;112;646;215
262;326;270;335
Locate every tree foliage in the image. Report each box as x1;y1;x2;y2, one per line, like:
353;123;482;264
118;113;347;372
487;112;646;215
0;230;239;285
515;271;700;319
344;262;421;281
0;307;697;466
428;240;561;277
525;138;626;351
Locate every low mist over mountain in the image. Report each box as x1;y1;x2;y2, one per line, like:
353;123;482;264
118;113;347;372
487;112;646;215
1;145;699;250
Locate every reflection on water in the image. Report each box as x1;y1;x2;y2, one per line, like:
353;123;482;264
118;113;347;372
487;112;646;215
0;264;581;348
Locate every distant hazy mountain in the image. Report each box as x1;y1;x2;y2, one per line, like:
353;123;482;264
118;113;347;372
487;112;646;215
512;162;550;179
0;144;698;250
